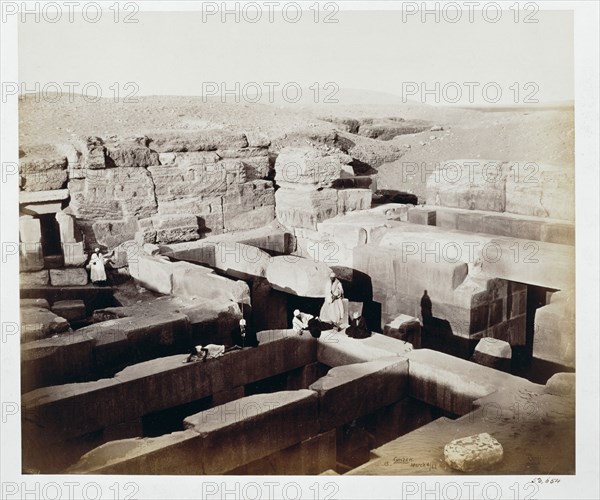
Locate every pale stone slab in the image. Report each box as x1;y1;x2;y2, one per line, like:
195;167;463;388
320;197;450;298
444;432;504;472
49;268;89;286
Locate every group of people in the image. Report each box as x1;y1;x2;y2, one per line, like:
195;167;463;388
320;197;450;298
185;318;258;363
292;272;372;339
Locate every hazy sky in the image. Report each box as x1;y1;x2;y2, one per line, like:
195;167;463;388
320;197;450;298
18;6;574;105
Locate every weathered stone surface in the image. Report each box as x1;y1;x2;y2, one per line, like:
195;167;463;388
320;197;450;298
18;242;42;271
533;290;575;368
51;300;86;322
224;204;275;232
266;256;332;297
21;333;95;392
62;241;87;267
90;218;139;248
69;167;157;220
357;118;430;140
317;333;412;367
310;357;409;431
69;390;317;475
161;240;271;279
149;130;248;152
444;432;504;472
19;216;42;242
49;268;88;286
185;390;319;474
20;270;49;287
20;298;50;309
471;338;512;370
275;187;338;230
231;430;336;475
105;137;160;168
405;349;542;416
408;207;436;226
384;314;421;348
127;252;173;294
171;261;250;305
275;147;351;188
545;372;575;396
474;337;512;358
19;145;68;191
140;214;200;244
20;306;70;342
245;130;271;148
427;160;508;212
22;331;316;442
505;162;574;221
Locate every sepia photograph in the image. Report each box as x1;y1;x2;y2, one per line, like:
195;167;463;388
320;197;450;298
1;1;598;499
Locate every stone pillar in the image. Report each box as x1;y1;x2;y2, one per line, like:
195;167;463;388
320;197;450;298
55;211;86;266
19;215;44;271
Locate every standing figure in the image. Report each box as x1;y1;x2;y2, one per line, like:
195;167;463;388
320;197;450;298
319;272;345;328
420;289;433;325
346;311;371;339
236;318;259;348
87;247;113;285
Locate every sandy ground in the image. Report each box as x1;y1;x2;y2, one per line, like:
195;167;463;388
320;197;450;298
19;92;574;201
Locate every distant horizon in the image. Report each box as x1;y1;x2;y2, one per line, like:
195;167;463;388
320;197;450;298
18;9;574;106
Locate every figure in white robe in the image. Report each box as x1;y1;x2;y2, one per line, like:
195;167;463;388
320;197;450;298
292;310;313;334
319;273;344;326
87;248;113;283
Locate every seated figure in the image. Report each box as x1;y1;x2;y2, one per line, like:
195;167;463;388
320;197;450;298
346;312;371;339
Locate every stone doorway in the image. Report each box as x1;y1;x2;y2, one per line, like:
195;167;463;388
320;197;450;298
38;213;63;258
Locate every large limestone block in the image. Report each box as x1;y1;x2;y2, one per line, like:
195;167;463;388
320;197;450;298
275;187;339;230
149;131;248;153
69;167;157;219
161;240;271;279
51;300;86;322
265;256;332;297
384;314;421;348
55;211;76;243
19;216;42;243
21;333;95;392
275;147;351;188
231;430;336;475
20;307;70;342
127;253;173;294
77;313;190;371
20;270;49;287
91;218;139;248
62;241;87;267
505;162;574;221
471;338;512;370
146;214;200;244
20;242;45;271
184;390;319;474
19;145;68;191
20;298;50;309
224;205;275;232
426;160;508;212
310;357;409;430
444;432;504;472
149;160;244;204
22;332;315;443
105;137;160;168
49;268;88;286
337;188;372;214
317;333;412;367
171;261;250;304
533;291;575;368
545;373;575;397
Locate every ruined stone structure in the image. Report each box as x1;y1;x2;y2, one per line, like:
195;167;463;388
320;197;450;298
19;128;575;475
